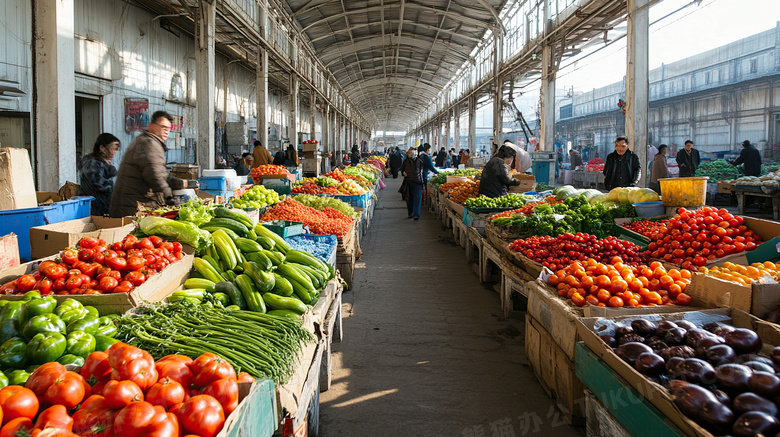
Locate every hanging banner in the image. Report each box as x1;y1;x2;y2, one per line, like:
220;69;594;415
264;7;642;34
124;98;149;132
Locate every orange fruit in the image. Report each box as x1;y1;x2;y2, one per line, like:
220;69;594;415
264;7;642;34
659;275;675;289
595;275;611;289
597;289;612;303
610;278;629;293
608;296;624;307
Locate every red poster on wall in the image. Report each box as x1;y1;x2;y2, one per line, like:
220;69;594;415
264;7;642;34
124;99;149;132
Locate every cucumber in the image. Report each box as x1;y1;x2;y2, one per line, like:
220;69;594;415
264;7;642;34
215;281;246;310
254;224;291;254
202;218;248;236
261;250;285;266
243;261;275;293
212;292;232;307
235;238;264;253
256;236;276;250
269;274;294;297
183;278;216;292
266;309;301;318
262;293;307;314
246;252;273;271
214;206;254;229
235;274;266;313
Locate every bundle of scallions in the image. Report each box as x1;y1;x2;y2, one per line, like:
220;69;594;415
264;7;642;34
116;302;314;384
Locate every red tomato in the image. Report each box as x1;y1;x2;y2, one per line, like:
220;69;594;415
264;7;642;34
172;242;182;253
16;275;37;293
236;372;254;384
72;395;115;436
125;257;145;272
176;395;225;437
136;238;155;251
0;417;34;437
52;277;67;293
39;262;67;281
79;237;100;249
34;404;74;432
146;377;186;410
60;249;79;266
102;380;144;409
66;275;84;291
202;379;238;416
190;354;237;388
91;250;106;265
124;271;146;287
98;277;119;293
149;236;163;248
155;356;194;390
112;286;133;294
0;386;39;424
108;343;158;390
78;249;95;262
81;352;112;386
113;402;178;437
43;372;87;411
106;257;127;271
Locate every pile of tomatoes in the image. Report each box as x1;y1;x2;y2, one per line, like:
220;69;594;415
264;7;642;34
646;207;762;269
261;198;354;237
548;259;694;308
0;342;252;437
622;219;670;238
291;182;340;195
509;233;647;271
0;235;184;296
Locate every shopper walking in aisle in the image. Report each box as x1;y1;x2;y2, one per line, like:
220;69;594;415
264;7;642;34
676;140;700;177
110;111;193;217
273;148;286;166
450;148;459;168
234;153;253;176
435;147;447;167
388;147;403;178
650;144;670;194
401;147;423;220
603;136;642;190
350;145;360;166
556;146;564;181
252;140;273;167
732;140;762;176
78;133;120;216
479;145;522;198
417;143;440;185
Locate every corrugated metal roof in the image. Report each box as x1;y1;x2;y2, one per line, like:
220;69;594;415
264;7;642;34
286;0;508;131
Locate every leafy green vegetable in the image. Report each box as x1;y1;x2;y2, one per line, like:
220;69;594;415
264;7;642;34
176;198;214;226
139;216;213;252
292;194;361;218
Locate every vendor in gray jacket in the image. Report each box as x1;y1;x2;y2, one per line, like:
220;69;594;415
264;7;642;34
109;111;190;217
479;145;521;198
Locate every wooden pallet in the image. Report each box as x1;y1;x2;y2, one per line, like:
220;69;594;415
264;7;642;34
525;314;586;425
585;390;631;437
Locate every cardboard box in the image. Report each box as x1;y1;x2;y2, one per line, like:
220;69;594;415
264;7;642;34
0;246;194;315
29;216;136;260
717;181;735;194
36;192;63;204
0;234;19;270
0;148;37;211
509;173;536;193
577;308;780;437
302;143;318;152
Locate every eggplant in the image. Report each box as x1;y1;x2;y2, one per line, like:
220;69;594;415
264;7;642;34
732;411;780;437
631;319;658;337
705;344;737;366
696;337;726;359
635;352;665;375
715;364;753;395
742;361;775;373
616;342;653;364
661;345;696;361
666;356;685;374
673;358;716;385
656;321;679;337
698;400;735;435
748;371;780;398
599;334;617;348
711;389;731;407
649;341;669;354
686;328;718;349
772;346;780;366
676;320;697;331
665;327;688;346
732;392;778;416
736;354;773;367
674;384;734;434
615;326;634;340
704;322;735;337
724;328;762;355
618;333;646;346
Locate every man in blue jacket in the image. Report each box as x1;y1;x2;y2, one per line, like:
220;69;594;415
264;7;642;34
417;143;440;185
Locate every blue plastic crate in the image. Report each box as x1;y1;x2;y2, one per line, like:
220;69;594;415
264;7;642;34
44;196;93;224
201;189;234;202
321;193;369;208
0;205;54;262
284;234;338;267
198;176;228;191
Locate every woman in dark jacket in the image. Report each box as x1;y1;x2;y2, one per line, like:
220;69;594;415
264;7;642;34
401;147;423;220
78;133;120;216
479;145;521;198
350;146;360;166
603;136;641;190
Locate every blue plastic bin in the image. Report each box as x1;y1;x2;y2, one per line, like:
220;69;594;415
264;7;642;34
0;205;53;262
632;201;665;218
201;189;233;202
198;176;228;191
44;196;94;224
322;193;370;208
284;234;338;267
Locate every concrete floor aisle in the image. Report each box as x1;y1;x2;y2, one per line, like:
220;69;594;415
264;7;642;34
319;176;585;437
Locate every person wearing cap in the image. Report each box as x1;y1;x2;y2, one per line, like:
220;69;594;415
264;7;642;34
502;140;532;174
732;140;762;177
676;140;701;177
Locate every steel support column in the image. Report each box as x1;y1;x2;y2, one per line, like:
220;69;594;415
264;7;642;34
290;75;299;148
626;0;650;186
256;47;269;153
196;0;216;172
540;44;556;153
453;103;460;152
468;95;476;155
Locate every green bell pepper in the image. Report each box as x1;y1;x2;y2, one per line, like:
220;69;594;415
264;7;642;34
65;331;96;358
66;316;100;336
25;364;39;374
0;337;27;369
0;301;8;310
83;306;99;318
0;302;24;344
21;291;40;301
58;307;89;325
5;369;30;385
57;354;85;367
94;335;119;352
53;298;83;318
0;371;8;389
26;332;66;364
94;320;117;338
19;296;57;328
22;314;67;340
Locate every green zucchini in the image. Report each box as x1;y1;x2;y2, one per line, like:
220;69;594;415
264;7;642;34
260;250;285;266
246;252;273;271
266;309;301;318
214;206;254;229
269;274;294;297
256;236;276;250
193;258;226;283
235;274;266;313
285;250;329;273
212;292;232;307
183;278;216;292
202;218;248;236
262;293;307;314
235;238;264;253
243;261;275;293
215;281;246;310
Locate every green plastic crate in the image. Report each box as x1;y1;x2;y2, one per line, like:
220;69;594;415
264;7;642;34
261;178;292;195
262;220;304;238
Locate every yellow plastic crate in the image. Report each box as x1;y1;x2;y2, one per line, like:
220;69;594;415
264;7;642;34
659;176;709;207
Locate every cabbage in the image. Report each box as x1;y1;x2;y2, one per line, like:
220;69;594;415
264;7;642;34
139;216;212;252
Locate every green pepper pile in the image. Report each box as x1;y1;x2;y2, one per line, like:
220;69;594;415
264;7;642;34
490;194;636;238
428;169;482;187
0;293;120;385
464;194;532;209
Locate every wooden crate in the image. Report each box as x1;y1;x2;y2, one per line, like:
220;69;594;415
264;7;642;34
499;260;535;317
465;228;483;278
318;284;343;392
336;251;355;291
480;242;503;285
526;280;584;361
585;390;631;437
452;217;468;249
525;314;586;425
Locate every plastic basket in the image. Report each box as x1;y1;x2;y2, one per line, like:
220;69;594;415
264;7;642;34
262;220;305;238
659;177;708;206
322;193;369;208
43;197;93;224
198;176;228;191
0;205;53;262
261;178;292;195
632;201;665;218
284;234;338;267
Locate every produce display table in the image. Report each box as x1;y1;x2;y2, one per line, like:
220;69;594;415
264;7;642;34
572;169;604;189
465;227;483;275
736;188;780;219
